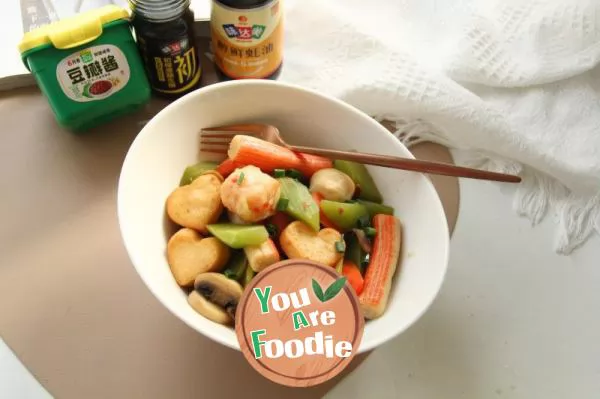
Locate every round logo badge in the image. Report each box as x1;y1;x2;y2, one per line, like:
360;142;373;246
235;259;364;387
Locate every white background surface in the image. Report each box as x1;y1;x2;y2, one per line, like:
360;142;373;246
2;152;599;398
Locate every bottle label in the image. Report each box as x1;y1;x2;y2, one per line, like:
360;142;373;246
56;45;130;103
138;33;201;94
211;0;283;79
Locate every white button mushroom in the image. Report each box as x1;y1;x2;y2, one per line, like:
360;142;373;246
220;165;281;223
309;168;356;202
189;273;244;325
188;291;232;325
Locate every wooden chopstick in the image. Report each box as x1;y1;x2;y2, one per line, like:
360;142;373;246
290;145;522;183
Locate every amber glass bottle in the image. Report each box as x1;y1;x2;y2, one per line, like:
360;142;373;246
210;0;283;80
129;0;202;99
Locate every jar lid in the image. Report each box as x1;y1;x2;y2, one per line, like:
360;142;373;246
129;0;191;22
18;5;129;54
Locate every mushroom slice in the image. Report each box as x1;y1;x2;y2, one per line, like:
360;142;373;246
193;273;244;322
188;291;232;325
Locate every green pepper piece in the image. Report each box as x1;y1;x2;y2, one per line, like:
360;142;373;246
207;224;269;249
333;160;383;203
286;169;304;180
243;264;256;287
364;227;377;238
222;251;248;281
179;162;219;186
344;232;368;274
356;200;395;218
277;177;320;231
319;200;369;231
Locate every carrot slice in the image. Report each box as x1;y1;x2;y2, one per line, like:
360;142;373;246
311;192;337;230
358;214;402;319
216;158;239;178
228;135;332;177
342;261;364;295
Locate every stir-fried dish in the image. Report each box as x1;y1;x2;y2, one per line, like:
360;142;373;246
165;134;402;326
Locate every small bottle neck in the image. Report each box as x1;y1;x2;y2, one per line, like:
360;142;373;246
129;0;191;22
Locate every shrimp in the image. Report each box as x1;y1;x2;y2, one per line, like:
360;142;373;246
220;165;281;223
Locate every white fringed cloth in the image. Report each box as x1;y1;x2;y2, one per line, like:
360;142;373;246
278;0;600;254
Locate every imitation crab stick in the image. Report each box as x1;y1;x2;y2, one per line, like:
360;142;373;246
228;135;332;177
216;158;239;178
359;214;402;319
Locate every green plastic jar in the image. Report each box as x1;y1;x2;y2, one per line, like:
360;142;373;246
18;5;151;132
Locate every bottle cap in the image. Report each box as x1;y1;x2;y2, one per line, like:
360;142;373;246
128;0;191;22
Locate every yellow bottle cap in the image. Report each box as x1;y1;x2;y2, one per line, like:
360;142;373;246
18;5;130;54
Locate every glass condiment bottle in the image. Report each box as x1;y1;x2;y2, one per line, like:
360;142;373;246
210;0;284;80
129;0;202;99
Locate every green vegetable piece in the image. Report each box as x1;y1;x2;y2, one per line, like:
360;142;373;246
237;172;245;185
265;223;278;237
319;200;369;231
333;160;383;203
223;251;248;281
335;240;346;253
207;224;269;249
356;200;395;218
276;198;289;211
243;265;256;287
179;161;219;186
277;177;320;231
345;233;368;274
357;215;371;228
273;169;286;178
286;169;304;180
364;227;377;237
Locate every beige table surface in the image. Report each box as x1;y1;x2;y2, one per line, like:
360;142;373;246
0;75;458;398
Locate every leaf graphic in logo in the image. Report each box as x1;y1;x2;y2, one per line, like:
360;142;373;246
82;83;92;98
312;279;325;302
323;277;348;302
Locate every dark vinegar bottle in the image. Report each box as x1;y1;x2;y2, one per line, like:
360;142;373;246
129;0;202;99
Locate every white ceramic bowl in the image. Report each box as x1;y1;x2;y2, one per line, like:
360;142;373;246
117;80;449;353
